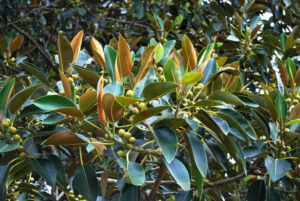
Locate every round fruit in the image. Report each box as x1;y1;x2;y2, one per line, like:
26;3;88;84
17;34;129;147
18;146;24;151
29;177;34;182
159;75;165;81
157;67;163;74
124;132;131;140
72;74;79;79
285;146;291;152
280;151;286;157
132;107;139;114
126;90;134;97
186;91;193;98
129;137;136;144
78;195;83;199
276;139;281;144
293;99;299;105
284;128;290;132
285;98;291;103
153;77;158;82
2;121;9;128
118;129;126;137
9;127;17;134
138;102;146;111
104;134;109;139
68;77;74;82
117;150;125;157
13;134;21;142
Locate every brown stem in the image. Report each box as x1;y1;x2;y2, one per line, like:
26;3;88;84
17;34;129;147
146;163;166;200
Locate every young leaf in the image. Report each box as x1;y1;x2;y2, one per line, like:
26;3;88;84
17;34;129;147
70;30;84;64
182;72;203;86
59;71;71;99
164;59;181;85
102;93;124;122
153;126;178;164
91;37;106;68
182;34;197;71
104;45;118;82
73;65;100;89
79;91;97;113
97;77;107;124
118;33;132;78
134;45;157;84
275;94;287;123
8;35;24;58
58;32;74;72
154;43;164;63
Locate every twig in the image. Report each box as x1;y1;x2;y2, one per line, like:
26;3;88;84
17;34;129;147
9;23;54;67
146;163;166;200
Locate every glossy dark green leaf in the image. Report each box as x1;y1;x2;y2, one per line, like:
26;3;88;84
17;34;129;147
187;134;207;177
211;116;229;135
209;91;245;106
30;158;56;186
128;162;145;186
280;33;287;51
275;94;287;122
160;40;176;65
165;158;190;191
265;157;291;182
151;117;189;129
217;109;257;140
103;81;124;96
247;180;266;201
153;126;178;163
182;72;203;86
48;155;66;187
104;45;117;82
0;78;16;112
115;96;141;106
200;59;217;84
175;191;193;201
33;95;84;119
0;141;20;152
21;62;50;86
0;165;8;200
74;165;100;201
286;58;296;85
73;65;100;89
142;81;178;101
9;83;42;114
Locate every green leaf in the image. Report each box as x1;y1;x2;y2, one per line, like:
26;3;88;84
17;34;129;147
143;81;178;101
0;78;16;112
216;109;257;141
160;40;176;65
209;91;245;106
42;114;69;125
128;162;145;186
265;157;291;182
21;62;50;86
58;32;74;72
182;72;203;86
0;35;7;53
151;117;189;129
165;158;190;191
30;158;56;186
48;155;66;186
247;180;266;201
73;65;100;89
132;105;170;125
164;59;181;85
280;33;287;51
115;96;141;106
187;134;207;177
104;45;117;82
275;94;287;122
194;99;224;107
0;165;8;201
153;126;178;164
33;95;84;119
9;83;42;114
0;141;19;152
73;165;100;201
154;43;164;63
286;58;296;85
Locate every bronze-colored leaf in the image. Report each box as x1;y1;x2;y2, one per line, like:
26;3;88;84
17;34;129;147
130;36;142;49
59;70;71;99
222;61;240;89
109;38;118;50
71;30;84;64
91;37;106;68
134;45;157;84
289;103;300;120
44;131;87;146
182;34;197;71
8;35;24;58
118;33;132;78
97;77;107;124
102;93;124;122
295;67;300;86
79;91;97;113
276;58;289;86
89;138;106;156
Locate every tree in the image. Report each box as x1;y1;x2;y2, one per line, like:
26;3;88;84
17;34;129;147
0;0;300;200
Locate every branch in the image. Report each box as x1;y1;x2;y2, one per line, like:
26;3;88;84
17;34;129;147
146;163;166;200
9;23;54;67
